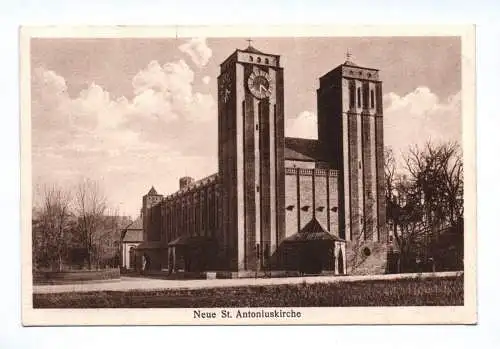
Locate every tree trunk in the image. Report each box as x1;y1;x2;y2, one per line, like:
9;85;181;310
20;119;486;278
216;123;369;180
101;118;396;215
87;242;92;270
58;255;63;272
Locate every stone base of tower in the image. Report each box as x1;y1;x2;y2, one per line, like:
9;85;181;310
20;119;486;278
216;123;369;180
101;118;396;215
345;241;388;275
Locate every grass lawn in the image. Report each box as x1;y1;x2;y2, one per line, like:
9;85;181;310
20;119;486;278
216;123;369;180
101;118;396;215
33;274;463;308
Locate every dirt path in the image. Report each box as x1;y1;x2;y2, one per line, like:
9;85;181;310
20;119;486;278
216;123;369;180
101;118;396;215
32;271;463;294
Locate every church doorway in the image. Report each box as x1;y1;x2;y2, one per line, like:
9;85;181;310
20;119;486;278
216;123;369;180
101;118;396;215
129;247;136;270
279;217;345;274
300;242;326;274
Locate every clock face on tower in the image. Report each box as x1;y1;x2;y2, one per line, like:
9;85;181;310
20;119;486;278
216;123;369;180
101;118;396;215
247;70;273;99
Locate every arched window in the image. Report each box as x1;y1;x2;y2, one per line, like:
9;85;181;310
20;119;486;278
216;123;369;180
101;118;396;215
370;89;375;108
357;87;361;108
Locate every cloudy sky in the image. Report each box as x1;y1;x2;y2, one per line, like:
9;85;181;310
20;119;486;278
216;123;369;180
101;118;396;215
31;36;461;218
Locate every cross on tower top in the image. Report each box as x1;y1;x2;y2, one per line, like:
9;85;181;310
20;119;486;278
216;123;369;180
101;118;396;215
246;38;253;47
346;49;352;61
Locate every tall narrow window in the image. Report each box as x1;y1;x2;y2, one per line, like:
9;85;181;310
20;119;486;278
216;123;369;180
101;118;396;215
349;84;355;108
357;87;361;108
370;89;375;108
362;84;369;109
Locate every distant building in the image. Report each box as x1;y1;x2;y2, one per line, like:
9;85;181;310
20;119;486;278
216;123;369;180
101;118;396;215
136;45;389;276
120;218;143;270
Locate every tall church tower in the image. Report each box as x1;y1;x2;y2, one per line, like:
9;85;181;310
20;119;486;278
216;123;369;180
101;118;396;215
142;186;163;242
218;44;285;271
317;55;387;243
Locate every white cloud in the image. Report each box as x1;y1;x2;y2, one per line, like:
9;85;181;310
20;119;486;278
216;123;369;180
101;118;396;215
202;76;211;85
285;110;318;139
284;88;461;164
178;38;212;68
384;87;461;160
31;60;217;216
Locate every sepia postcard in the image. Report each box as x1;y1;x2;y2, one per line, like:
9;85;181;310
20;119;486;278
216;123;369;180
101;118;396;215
20;25;476;326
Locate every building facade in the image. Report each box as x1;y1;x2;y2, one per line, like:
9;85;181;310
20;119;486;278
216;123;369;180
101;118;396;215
136;45;388;275
120;217;143;270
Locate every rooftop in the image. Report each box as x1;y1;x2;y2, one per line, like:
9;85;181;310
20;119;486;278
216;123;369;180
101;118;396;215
284;137;327;162
147;186;158;196
166;173;219;199
285;216;344;242
240;44;264;54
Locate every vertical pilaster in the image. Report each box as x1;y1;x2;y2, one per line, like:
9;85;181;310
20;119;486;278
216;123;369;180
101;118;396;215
362;111;374;240
269;69;277;256
348;110;361;240
236;63;246;271
342;110;351;240
275;67;286;249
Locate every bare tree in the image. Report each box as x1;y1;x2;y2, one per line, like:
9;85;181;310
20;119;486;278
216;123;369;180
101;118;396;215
384;141;465;272
384;146;396;202
94;207;124;268
33;185;73;271
74;179;107;269
404;141;463;228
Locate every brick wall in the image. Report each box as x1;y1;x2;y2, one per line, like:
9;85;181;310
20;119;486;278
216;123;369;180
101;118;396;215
345;240;388;275
361;112;375;240
299;171;313;230
284;172;298;238
284;168;340;240
314;173;328;230
328;175;339;235
348;112;361;240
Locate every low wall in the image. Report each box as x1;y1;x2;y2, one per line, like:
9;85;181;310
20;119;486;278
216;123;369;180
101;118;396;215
136;269;338;280
33;269;121;285
345;241;388;275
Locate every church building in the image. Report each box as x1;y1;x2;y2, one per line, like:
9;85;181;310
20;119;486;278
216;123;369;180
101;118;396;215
136;44;389;276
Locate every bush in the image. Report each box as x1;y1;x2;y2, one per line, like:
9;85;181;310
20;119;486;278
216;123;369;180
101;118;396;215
33;268;120;285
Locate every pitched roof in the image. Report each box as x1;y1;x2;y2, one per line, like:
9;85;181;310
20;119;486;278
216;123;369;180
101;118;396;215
285;216;344;242
122;218;143;242
127;218;143;230
135;241;165;250
165;173;219;199
343;59;358;67
168;235;217;246
147;186;158;195
122;230;143;242
241;45;264;54
284;137;327;162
